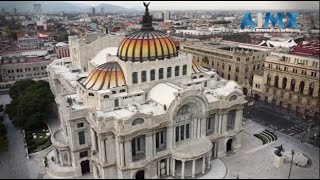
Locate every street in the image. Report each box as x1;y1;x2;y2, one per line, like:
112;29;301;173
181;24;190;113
0;114;42;179
244;101;309;139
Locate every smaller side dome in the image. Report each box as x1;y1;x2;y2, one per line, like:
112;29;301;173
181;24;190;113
192;59;210;73
78;61;126;90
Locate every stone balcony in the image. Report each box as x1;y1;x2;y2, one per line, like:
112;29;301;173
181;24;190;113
51;129;69;148
45;149;78;179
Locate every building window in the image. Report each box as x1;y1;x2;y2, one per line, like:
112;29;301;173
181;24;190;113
291;79;295;91
228;65;231;71
228;74;230;80
299;81;305;94
141;71;147;82
309;83;314;95
175;66;179;76
159;68;164;79
156;128;167;152
175;124;190;142
237;57;240;61
132;72;138;84
182;65;187;75
77;123;84;128
131;135;146;161
236;67;239;73
274;76;279;88
78;131;85;145
150;69;155;81
167;67;172;78
253;65;255;70
282;77;287;89
114;99;119;107
227;110;236;131
79;151;88;158
207;114;215;135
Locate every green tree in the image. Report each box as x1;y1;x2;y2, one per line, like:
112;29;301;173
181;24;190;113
5;80;54;130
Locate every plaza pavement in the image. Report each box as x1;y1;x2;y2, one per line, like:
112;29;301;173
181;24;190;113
223;120;319;179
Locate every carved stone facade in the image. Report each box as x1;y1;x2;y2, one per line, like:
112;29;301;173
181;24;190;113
180;41;271;96
45;5;246;179
252;52;320;118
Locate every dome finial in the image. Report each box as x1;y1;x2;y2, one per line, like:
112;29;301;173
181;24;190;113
143;2;150;14
141;2;154;30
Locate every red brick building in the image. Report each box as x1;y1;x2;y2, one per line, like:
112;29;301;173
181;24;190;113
55;42;70;59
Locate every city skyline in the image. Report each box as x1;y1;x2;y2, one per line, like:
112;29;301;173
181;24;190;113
68;1;320;10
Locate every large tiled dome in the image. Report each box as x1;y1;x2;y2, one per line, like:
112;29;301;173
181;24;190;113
116;3;177;62
79;61;126;90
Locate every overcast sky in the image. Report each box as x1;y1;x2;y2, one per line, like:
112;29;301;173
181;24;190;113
67;1;319;10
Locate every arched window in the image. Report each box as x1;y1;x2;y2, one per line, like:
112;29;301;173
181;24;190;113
192;76;197;79
150;69;155;81
159;68;164;79
175;66;179;76
167;67;172;78
267;74;271;85
104;95;109;99
132;118;144;126
222;63;225;69
253;65;256;70
141;71;147;82
309;82;314;95
290;79;295;91
282;77;287;89
299;81;305;93
227;109;236;131
132;72;138;84
182;65;187;75
236;66;239;73
274;76;279;88
228;65;231;71
89;93;94;96
199;75;203;78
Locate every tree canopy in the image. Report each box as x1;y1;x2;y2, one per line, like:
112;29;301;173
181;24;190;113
5;80;54;130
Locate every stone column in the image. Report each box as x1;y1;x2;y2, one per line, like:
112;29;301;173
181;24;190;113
192;159;196;178
66;150;71;166
172;159;175;176
59;150;64;166
124;141;132;165
146;134;153;158
181;160;185;179
222;114;227;134
91;128;96;151
193;118;197;138
100;139;106;163
153;134;156;155
197;118;201;138
54;148;58;164
207;154;211;169
119;140;124;166
168;126;173;149
201;117;206;137
202;156;205;174
173;126;176;147
167;158;170;176
215;114;219;135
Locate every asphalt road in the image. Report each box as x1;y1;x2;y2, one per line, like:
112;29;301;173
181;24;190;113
244;101;308;138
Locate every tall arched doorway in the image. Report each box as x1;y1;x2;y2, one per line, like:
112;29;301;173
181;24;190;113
226;139;233;152
254;94;260;101
81;160;90;175
135;170;145;179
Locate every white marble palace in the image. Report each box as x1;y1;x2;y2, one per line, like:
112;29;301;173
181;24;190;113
46;3;247;179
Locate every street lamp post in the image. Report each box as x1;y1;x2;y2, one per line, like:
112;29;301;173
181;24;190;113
288;149;294;179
